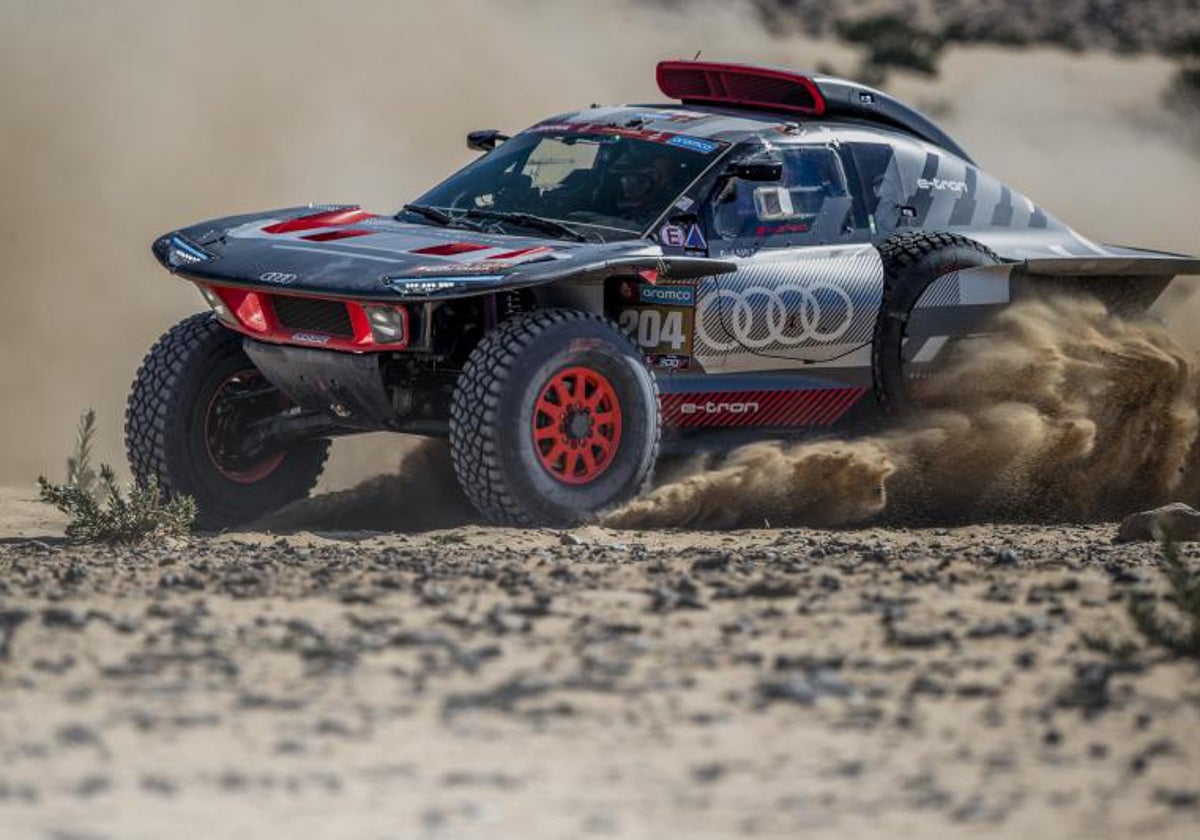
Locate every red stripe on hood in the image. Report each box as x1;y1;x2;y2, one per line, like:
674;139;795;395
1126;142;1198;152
411;242;492;256
263;208;375;234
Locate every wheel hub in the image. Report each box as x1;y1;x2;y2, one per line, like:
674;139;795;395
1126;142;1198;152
532;366;623;485
564;409;593;441
204;370;288;484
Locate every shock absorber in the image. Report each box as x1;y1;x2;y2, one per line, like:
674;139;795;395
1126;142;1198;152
499;290;527;322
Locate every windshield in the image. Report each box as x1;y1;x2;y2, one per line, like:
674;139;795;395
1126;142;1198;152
405;130;717;241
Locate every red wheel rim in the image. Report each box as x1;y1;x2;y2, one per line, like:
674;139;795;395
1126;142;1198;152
532;366;623;485
204;370;287;484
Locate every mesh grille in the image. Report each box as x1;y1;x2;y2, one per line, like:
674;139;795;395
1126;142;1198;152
271;295;354;337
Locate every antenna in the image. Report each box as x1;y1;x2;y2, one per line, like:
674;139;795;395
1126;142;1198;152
693;50;702;60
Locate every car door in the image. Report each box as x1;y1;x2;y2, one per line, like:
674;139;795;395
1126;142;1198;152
691;141;885;373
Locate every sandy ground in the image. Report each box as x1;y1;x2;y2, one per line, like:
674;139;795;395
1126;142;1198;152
1;488;1198;839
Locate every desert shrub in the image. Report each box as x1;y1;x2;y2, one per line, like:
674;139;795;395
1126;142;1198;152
1128;539;1200;659
38;410;195;543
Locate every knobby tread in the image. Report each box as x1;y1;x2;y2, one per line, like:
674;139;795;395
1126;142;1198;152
449;308;660;526
871;230;1000;413
125;313;329;526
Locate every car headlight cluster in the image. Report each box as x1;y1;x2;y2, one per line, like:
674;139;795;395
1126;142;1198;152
198;285;236;326
364;305;407;344
167;235;211;268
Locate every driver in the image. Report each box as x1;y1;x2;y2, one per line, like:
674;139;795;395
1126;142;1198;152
612;155;676;212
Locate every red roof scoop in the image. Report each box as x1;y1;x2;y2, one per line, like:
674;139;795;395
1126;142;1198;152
656;60;826;117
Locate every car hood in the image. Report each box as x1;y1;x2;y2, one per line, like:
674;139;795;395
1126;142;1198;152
154;204;720;300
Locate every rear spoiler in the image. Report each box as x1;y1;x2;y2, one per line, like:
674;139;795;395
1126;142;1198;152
1006;249;1200;316
1018;250;1200;279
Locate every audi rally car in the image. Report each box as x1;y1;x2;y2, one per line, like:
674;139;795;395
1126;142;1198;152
127;60;1200;526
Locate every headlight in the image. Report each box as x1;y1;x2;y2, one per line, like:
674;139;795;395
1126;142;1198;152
384;277;485;297
363;304;408;345
167;235;212;268
198;285;235;325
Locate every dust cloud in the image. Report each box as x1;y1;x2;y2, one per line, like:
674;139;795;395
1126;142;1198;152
607;295;1200;529
254;438;475;532
1;1;1198;501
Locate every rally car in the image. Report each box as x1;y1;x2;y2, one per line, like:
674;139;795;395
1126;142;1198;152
127;60;1200;527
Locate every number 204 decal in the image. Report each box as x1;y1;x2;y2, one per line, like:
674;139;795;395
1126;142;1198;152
618;307;693;354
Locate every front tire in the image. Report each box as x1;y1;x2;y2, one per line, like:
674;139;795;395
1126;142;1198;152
125;313;330;529
449;309;660;526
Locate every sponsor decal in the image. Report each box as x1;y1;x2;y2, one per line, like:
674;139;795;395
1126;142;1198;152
660;224;687;247
409;261;511;275
529;122;576;133
625;110;707;124
661;387;868;428
695;281;855;351
756;222;809;237
666;135;719;154
259;271;298;285
917;177;968;194
680;400;759;415
618;306;693;354
290;332;332;345
639;284;695;307
717;245;761;258
659;222;707;251
648;353;692;371
406;248;553;277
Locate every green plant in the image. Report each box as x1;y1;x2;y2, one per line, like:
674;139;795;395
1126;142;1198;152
38;409;196;543
1128;539;1200;660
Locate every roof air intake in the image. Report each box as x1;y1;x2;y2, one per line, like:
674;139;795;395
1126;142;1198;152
656;61;826;116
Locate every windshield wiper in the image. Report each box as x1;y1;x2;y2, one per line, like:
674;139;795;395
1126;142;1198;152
399;203;491;232
464;209;586;242
399;203;454;225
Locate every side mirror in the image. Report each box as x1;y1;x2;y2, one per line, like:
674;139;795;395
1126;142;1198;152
467;129;509;152
726;158;782;182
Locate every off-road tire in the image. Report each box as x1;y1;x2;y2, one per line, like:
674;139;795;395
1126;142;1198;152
125;313;330;529
449;308;660;526
872;231;1000;414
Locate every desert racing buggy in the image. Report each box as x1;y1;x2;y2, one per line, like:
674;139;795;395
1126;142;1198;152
127;60;1200;527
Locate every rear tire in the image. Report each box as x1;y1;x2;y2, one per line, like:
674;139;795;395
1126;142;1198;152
125;313;330;529
449;309;660;526
872;231;1000;414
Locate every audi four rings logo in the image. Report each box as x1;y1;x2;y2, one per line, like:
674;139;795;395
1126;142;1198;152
694;282;855;351
259;271;298;285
